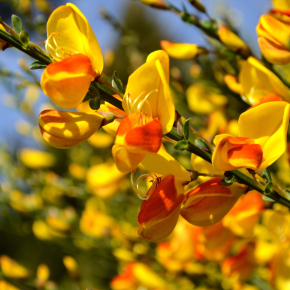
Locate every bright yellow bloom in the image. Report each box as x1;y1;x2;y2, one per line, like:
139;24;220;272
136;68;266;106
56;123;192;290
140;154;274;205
218;26;251;55
212;102;290;172
0;256;31;279
38;110;104;149
272;0;290;9
113;50;175;174
160;40;207;60
239;57;290;105
257;10;290;64
41;3;103;109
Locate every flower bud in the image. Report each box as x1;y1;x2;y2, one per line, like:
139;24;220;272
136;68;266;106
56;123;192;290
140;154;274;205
160;40;208;60
38;110;104;149
180;178;246;226
139;0;169;10
138;175;185;242
218;26;251;55
188;0;206;13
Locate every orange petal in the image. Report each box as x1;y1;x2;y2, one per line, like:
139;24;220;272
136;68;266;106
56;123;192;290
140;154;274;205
180;178;245;226
110;263;138;290
227;143;263;170
41;54;95;109
138;175;185;241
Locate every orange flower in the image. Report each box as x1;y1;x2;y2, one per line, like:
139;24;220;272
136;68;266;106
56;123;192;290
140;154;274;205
180;178;246;227
138;175;185;242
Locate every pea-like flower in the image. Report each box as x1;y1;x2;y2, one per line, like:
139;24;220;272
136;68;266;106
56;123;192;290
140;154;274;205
257;10;290;65
41;3;103;109
212;101;290;172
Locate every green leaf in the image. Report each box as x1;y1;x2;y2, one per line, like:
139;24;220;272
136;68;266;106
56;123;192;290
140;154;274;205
264;182;273;196
262;195;275;203
11;15;23;34
261;168;272;182
29;60;47;70
89;82;100;97
183;118;190;141
19;30;30;48
112;71;125;94
82;92;94;103
174;140;188;151
195;138;211;153
89;97;101;110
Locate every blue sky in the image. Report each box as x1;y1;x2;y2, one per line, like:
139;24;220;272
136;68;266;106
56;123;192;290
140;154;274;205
0;0;272;147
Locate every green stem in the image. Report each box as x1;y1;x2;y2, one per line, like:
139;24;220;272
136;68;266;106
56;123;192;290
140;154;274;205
0;30;51;65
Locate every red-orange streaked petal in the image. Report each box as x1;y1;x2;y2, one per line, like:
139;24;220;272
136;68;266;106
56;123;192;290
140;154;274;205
125;118;162;154
248;93;282;110
41;54;95;109
138;175;185;242
180;178;246;227
227;144;263;170
227;136;254;145
110;263;138;290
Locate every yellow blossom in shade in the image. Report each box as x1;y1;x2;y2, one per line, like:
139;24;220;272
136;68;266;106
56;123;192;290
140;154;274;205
63;256;80;280
10;190;43;214
87;131;114;148
32;220;56;241
86;161;126;198
41;3;103;109
36;264;50;289
0;280;20;290
80;197;113;238
0;256;31;279
34;0;50;13
239;57;290;105
218;26;251;55
18;148;56;169
160;40;206;60
38;110;104;149
186;84;227;114
212;102;290;172
272;0;290;9
68;163;87;180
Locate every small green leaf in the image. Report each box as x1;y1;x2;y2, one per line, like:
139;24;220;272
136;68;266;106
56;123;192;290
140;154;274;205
19;30;30;48
261;168;272;182
262;195;275;203
82;92;94;103
174;140;188;151
89;97;101;110
264;182;273;196
11;15;23;34
89;83;100;97
195;138;211;153
29;60;47;70
183;118;190;141
112;71;125;94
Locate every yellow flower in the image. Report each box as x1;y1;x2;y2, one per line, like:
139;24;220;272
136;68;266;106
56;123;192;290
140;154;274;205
113;50;176;173
212;102;290;172
41;3;103;109
239;57;290;105
272;0;290;9
0;256;31;279
18;148;56;168
257;11;290;64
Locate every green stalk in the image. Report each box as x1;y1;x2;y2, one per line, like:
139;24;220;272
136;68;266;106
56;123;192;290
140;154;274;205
0;30;51;65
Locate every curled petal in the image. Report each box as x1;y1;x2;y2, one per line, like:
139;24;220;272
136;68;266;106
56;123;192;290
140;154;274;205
138;175;185;241
47;3;103;75
224;75;243;94
41;54;95;109
39;110;104;149
180;178;246;227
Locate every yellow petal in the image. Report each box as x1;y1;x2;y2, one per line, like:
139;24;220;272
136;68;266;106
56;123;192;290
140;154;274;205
272;0;290;9
18;148;56;168
47;3;103;75
141;145;191;181
238;101;290;171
